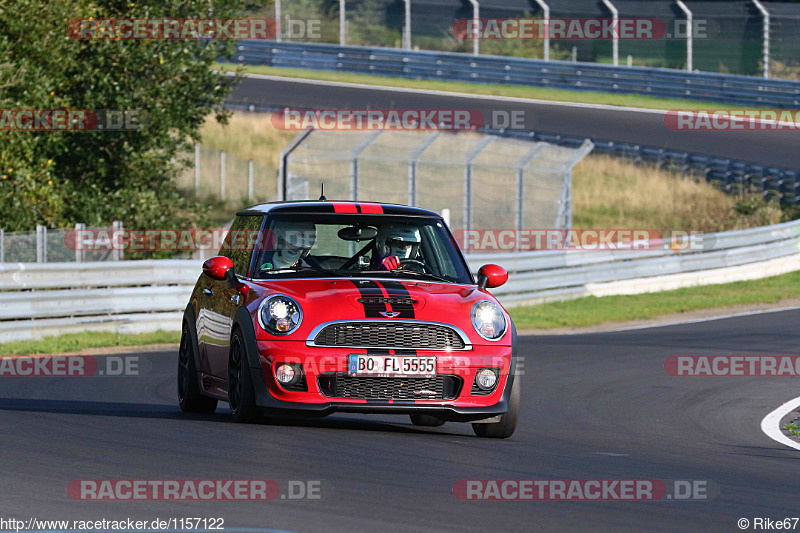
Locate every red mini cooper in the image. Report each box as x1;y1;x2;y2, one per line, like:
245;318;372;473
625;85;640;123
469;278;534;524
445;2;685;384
178;200;520;438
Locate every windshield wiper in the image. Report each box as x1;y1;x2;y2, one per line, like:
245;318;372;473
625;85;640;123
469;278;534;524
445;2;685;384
262;265;344;277
355;269;453;284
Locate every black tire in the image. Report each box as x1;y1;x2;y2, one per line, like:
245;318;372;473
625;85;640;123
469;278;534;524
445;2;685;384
410;414;445;427
472;377;520;439
177;325;218;414
228;330;260;423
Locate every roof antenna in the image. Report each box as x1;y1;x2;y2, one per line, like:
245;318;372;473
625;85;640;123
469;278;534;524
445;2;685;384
319;183;327;201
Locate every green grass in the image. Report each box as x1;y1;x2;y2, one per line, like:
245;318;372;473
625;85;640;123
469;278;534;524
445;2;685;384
219;62;768;112
4;270;800;355
0;330;179;356
509;270;800;330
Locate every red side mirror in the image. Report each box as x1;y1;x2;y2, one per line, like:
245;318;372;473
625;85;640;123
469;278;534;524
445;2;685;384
477;264;508;289
203;256;234;280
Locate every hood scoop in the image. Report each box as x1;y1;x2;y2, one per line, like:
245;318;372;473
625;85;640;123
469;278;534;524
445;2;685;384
357;297;418;307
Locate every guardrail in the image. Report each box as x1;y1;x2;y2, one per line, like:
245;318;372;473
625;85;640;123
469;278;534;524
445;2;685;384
228;98;800;205
232;41;800;109
227;41;800;204
2;220;800;344
488;128;800;205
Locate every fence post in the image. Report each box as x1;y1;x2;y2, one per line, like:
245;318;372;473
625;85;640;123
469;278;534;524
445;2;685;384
275;0;282;42
441;208;451;227
279;127;315;201
194;143;200;197
75;223;85;263
339;0;346;46
466;0;480;55
36;225;45;263
0;228;4;263
408;132;440;206
112;221;123;261
556;139;594;229
753;0;770;78
248;160;254;202
533;0;550;61
402;0;411;50
351;131;382;201
220;151;227;202
676;0;693;71
601;0;619;66
516;144;546;249
464;136;495;249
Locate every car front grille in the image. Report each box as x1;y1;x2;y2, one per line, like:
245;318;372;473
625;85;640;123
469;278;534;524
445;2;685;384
311;322;467;350
317;374;462;401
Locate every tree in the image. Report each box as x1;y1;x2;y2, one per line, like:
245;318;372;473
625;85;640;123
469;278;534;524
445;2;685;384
0;0;251;231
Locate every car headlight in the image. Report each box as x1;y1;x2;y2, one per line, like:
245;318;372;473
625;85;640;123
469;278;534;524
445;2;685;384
258;295;303;336
471;300;507;340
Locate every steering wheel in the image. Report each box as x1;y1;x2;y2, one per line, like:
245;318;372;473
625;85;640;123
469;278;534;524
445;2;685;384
400;258;431;273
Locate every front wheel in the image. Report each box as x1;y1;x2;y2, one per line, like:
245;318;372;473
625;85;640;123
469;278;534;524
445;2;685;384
228;330;260;423
472;376;520;439
177;325;217;414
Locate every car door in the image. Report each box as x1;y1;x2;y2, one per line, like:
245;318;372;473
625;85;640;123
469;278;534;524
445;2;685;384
202;214;263;380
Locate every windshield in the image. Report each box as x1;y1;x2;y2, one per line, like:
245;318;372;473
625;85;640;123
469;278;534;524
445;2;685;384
251;214;473;284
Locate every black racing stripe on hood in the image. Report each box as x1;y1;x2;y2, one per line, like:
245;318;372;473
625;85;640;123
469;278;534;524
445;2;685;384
378;280;415;319
351;279;387;318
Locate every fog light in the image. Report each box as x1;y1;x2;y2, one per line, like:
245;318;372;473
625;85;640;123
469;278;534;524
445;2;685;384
479;323;496;338
475;369;498;391
275;364;296;384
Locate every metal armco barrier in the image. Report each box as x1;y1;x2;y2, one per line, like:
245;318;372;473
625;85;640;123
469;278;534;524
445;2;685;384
489;129;800;205
2;220;800;344
232;41;800;109
226;41;800;203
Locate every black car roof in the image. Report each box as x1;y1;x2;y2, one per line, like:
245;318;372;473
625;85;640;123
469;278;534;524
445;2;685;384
237;200;442;218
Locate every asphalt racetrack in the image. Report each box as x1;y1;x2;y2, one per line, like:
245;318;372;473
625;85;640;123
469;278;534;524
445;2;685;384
228;74;800;170
2;309;799;532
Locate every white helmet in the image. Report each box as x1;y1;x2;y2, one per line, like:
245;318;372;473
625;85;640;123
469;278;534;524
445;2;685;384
377;224;421;259
275;221;316;266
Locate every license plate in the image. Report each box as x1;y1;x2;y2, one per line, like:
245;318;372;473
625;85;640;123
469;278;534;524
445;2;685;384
348;354;436;377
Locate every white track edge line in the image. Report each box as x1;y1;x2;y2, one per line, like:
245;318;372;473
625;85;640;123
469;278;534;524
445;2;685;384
761;395;800;451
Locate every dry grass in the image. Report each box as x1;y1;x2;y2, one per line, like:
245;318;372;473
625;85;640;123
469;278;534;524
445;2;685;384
200;111;783;232
200;113;297;170
572;155;783;233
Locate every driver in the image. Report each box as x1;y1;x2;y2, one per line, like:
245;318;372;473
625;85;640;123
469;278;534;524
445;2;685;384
261;221;316;271
375;224;421;271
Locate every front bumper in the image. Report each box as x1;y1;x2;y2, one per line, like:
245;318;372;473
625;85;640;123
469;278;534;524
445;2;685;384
247;340;517;423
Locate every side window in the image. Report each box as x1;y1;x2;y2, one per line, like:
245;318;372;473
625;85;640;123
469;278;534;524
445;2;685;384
219;215;263;277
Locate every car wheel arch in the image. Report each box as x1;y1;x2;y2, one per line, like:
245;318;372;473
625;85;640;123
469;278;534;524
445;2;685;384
181;302;205;393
